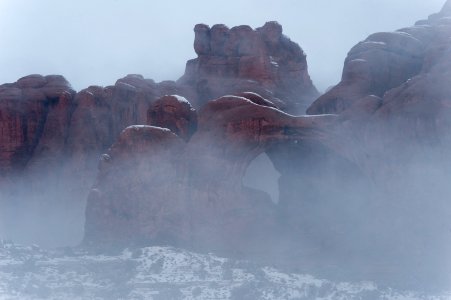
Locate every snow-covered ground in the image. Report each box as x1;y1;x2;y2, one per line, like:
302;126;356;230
0;240;449;300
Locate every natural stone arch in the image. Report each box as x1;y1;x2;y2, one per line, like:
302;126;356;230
186;94;374;250
83;93;361;253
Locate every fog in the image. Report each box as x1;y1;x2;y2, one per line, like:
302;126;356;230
0;173;88;248
0;0;445;91
1;0;451;298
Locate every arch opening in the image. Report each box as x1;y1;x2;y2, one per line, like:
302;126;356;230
242;152;281;204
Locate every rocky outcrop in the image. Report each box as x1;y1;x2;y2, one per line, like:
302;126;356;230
178;22;319;114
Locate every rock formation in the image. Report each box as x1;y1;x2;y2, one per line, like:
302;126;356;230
306;31;424;115
0;75;193;246
307;0;451;176
83;94;339;252
307;1;451;117
300;2;451;284
82;3;451;286
0;22;316;201
178;22;319;114
1;5;451;288
62;75;192;196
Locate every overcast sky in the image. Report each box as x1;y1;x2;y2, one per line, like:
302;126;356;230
0;0;446;92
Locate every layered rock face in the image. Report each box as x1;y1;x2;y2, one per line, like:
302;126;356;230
178;22;319;114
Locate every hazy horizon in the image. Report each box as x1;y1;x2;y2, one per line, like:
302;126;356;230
0;0;446;92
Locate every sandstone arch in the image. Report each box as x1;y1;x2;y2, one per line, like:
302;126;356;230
83;93;368;253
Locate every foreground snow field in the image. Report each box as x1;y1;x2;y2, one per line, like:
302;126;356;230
0;241;449;300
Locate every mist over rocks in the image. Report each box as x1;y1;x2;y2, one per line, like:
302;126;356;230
306;0;451;180
307;0;451;116
301;2;451;287
0;21;320;249
1;8;451;293
84;125;188;247
83;94;339;253
0;74;193;247
81;5;451;289
0;21;318;202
